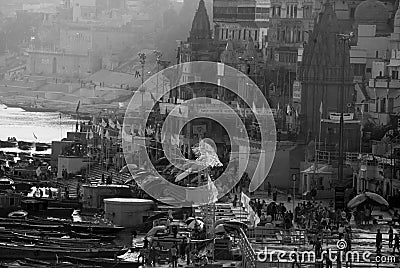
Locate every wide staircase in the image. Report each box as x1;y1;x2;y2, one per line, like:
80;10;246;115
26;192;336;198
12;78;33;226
194;202;251;225
58;164;132;199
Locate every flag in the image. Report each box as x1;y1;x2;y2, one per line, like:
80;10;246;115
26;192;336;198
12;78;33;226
161;132;166;143
150;92;157;103
105;130;110;139
33;132;37;140
286;104;291;115
75;100;81;113
89;131;94;140
252;102;258;115
171;134;179;146
108;118;115;129
138;125;143;136
207;174;219;203
101;118;107;127
295;109;299;118
116;121;121;130
319;101;323;114
236;102;243;116
277;102;280;111
36;166;41;177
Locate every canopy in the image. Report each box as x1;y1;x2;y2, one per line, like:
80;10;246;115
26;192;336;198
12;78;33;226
347;192;389;208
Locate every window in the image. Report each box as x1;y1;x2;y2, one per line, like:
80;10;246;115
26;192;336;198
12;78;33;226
232;30;235;39
392;70;399;79
10;198;14;206
255;30;258;40
350;8;355;19
376;97;379;112
380;98;386;113
243;29;246;40
376;51;379;58
389;98;394;113
294;6;297;18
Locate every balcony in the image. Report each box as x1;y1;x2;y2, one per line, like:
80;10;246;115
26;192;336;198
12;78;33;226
369;78;400;89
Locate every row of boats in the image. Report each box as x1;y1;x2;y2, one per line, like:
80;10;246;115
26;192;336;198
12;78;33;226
0;216;140;268
0;138;50;151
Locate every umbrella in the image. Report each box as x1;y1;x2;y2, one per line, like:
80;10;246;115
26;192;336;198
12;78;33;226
119;164;138;173
214;218;232;226
188;219;204;229
146;225;167;237
214;224;226;234
347;192;389;209
223;219;248;230
154;157;170;166
185;217;195;224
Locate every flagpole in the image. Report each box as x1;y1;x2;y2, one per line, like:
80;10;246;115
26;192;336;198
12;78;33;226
318;111;322;152
59;113;62;140
359;107;363;154
318;101;322;152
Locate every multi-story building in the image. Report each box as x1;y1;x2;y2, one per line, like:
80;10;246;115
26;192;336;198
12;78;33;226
213;0;270;52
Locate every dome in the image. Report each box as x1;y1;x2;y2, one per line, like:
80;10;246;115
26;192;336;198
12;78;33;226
355;0;389;24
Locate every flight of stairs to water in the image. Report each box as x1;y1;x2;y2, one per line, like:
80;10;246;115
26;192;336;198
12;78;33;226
194;202;251;225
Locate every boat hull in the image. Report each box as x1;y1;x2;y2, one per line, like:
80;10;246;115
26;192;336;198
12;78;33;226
0;243;126;260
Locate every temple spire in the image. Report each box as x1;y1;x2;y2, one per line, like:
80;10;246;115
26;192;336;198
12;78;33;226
190;0;211;40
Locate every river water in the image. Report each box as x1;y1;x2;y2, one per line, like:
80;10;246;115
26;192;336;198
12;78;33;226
0;104;75;143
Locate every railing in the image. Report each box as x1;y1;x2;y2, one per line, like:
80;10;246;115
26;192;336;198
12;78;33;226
316;150;360;164
237;227;257;268
247;227;307;246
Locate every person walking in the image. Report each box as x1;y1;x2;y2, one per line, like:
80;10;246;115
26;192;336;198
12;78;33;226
325;248;333;268
393;234;400;254
389;226;394;248
376;229;382;255
170;245;178;268
291;248;301;268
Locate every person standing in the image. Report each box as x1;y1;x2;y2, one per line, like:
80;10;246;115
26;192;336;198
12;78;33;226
393;234;400;254
389;226;394;248
267;182;272;197
170;245;178;268
291;248;300;268
376;229;382;254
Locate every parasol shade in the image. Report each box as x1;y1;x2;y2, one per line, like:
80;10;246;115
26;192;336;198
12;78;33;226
187;219;204;229
347;192;389;208
214;224;226;234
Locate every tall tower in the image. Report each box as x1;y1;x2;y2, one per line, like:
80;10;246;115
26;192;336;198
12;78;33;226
299;2;353;141
189;0;212;41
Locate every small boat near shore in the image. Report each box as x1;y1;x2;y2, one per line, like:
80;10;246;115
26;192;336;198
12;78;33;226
0;242;127;260
62;256;140;268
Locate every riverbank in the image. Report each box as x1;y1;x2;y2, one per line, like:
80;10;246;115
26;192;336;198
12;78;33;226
0;94;126;119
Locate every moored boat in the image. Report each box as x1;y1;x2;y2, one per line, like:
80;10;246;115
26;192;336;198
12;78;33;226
62;256;140;268
0;242;127;260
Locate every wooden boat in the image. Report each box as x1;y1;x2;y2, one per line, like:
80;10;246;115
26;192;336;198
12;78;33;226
8;210;28;219
62;256;141;268
69;223;125;234
69;231;115;241
0;242;127;260
12;233;103;247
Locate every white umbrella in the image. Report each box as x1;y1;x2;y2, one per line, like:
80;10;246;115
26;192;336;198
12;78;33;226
188;219;204;229
119;164;138;173
214;224;226;234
